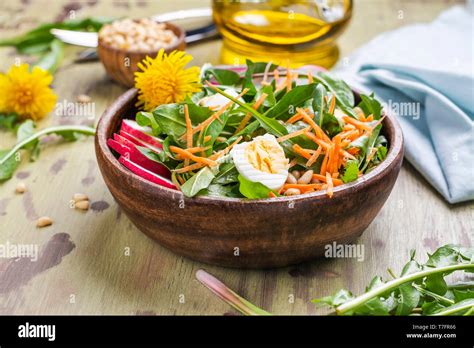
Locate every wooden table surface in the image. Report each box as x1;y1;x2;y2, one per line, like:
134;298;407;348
0;0;471;315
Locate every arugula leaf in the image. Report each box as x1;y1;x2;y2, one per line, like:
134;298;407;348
180;167;215;197
213;162;239;185
341;161;359;183
0;125;95;182
205;68;241;86
313;72;356;117
238;174;275;199
266;84;317;120
358;93;382;120
312;83;327;127
136;111;161;136
242;60;277;96
152;104;187;139
0;149;20;181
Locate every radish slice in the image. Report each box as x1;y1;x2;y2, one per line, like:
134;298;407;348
119;130;163;154
108;138;170;179
119;156;177;190
107;138;131;154
121;119;163;149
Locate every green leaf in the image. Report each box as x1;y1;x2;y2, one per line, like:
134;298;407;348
180;167;215;198
266;84;317;120
152;104;187;140
312;83;327;127
0;149;20;181
34;39;63;74
395;283;420;315
238;174;275;199
358;93;382;120
136;111;161;135
242;60;277;96
17;120;40;160
312;289;354;307
425;273;448;295
0;113;18;131
432;299;474;316
377;145;388;161
341;160;359;183
313;72;355;117
213;162;239;184
427;245;462;267
205;68;241;86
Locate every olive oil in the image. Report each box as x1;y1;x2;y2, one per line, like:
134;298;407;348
212;0;352;68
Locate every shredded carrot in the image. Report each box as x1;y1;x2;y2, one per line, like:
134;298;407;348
169;146;217;166
343;116;373;132
288;158;298;168
286;113;304;124
277;126;311;143
296;108;331;142
320;150;329;175
366;114;374;122
203;135;212;142
326;172;334;198
176;175;185;185
307;70;313;84
175;146;210;155
347;147;360;156
174;162;204;174
343;124;357;131
273;68;280;84
286;60;292;91
268;191;277;198
292;144;312;160
210;136;243;160
328;95;336;115
191;84;249;141
332;135;341;173
312;173;343;186
306;146;322;167
215;136;227;143
234;93;268;135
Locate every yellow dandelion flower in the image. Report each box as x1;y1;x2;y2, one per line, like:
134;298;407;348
134;49;201;111
0;63;57;121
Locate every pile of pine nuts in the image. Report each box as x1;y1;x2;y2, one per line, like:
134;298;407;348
284;169;323;196
99;18;178;52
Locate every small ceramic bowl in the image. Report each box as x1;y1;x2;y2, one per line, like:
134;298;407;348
95;89;404;269
97;21;186;87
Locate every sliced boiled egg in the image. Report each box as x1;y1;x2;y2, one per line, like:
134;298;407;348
199;88;243;110
230;134;289;191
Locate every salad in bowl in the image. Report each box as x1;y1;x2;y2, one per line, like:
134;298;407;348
106;53;388;200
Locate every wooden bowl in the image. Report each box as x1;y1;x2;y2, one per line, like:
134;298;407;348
97;22;186;87
95;89;404;268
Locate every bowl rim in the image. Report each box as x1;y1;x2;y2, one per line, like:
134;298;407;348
97;20;185;55
96;88;404;205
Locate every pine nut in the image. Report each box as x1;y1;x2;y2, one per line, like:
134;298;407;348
73;193;89;202
36;216;53;228
15;182;27;194
291;170;301;179
77;94;91;103
75;200;90;211
298;170;314;184
286;173;297;184
284;188;301;196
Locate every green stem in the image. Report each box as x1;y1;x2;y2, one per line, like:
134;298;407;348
336;264;474;315
0;125;95;166
432;302;474;316
412;283;454;306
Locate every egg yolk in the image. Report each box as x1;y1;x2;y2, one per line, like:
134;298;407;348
245;139;281;174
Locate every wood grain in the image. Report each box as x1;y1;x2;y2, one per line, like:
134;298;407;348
0;0;471;315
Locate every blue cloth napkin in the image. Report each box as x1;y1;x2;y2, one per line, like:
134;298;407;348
334;5;474;204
